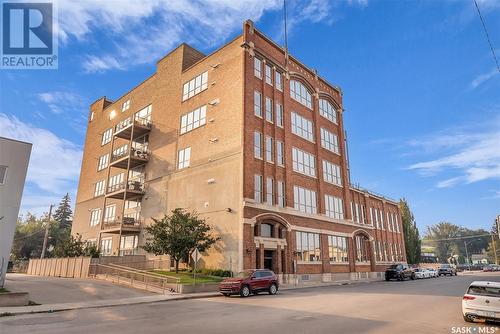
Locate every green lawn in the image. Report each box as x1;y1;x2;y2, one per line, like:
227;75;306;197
150;271;223;284
0;288;8;293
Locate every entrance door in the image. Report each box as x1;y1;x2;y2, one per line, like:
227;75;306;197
264;250;274;270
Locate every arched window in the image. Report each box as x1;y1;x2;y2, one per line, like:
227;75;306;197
355;235;370;262
319;99;337;124
261;223;273;237
290;80;312;109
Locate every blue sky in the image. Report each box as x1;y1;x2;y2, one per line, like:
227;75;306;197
0;0;499;234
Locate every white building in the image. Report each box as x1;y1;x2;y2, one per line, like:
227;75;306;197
0;137;31;288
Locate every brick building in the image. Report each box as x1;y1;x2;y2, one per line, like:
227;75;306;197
72;20;406;282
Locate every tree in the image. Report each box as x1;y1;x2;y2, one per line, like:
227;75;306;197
11;213;46;260
399;198;421;264
425;222;462;262
487;223;499;264
142;208;220;273
53;193;73;231
52;233;99;258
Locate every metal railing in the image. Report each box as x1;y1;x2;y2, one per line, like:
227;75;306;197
102;217;141;229
111;146;149;163
107;179;144;193
89;263;180;294
115;116;151;133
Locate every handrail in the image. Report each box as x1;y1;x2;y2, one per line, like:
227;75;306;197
107;263;179;282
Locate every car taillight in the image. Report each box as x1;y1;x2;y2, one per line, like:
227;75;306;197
463;295;476;301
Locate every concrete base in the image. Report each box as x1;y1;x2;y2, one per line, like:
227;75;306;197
0;292;29;307
179;283;219;294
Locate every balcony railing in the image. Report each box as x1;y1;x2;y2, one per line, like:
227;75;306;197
111;145;149;163
107;179;144;194
115;116;151;133
102;217;142;233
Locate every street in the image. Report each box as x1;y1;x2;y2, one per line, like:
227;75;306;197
1;272;499;334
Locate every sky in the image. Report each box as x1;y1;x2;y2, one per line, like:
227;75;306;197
0;0;499;234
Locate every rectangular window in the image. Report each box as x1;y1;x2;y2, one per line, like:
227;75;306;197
355;203;360;224
100;238;112;256
254;174;263;203
292;147;316;177
328;235;349;262
0;165;7;185
361;205;366;224
265;64;272;85
380;210;385;229
355;236;370;262
322;160;342;186
101;128;112;146
89;208;101;227
254;57;262;79
276;141;284;166
265;136;274;162
121;99;130;112
325;195;344;220
275;103;284;127
295;231;321;262
395;214;400;233
265;97;273;122
266;177;274;205
293;185;317;214
375;209;380;229
319;99;337;124
254;91;262;117
104;204;116;223
387;212;392;231
277;181;285;207
182;71;208;101
290;80;312;109
178;147;191;169
254;131;263;159
320;128;339;154
97;154;109;171
108;173;124;192
275;72;283;91
180;105;207;134
94;180;105;197
291;112;314;142
135;105;152;122
120;235;139;255
370;208;374;226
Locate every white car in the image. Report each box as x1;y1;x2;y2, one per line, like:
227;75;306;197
427;268;438;278
413;268;429;279
462;281;500;323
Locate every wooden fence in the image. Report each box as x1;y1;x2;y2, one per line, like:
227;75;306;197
27;257;92;279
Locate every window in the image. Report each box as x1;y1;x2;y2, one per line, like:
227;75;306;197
290;80;312;109
387;212;392;231
328;235;349;262
108;173;124;192
90;112;94;122
383;242;388;261
265;64;272;85
100;238;112;256
97;154;109;171
355;235;370;262
395;214;400;233
295;231;321;262
293;185;317;214
120;235;139;255
178;147;191;169
266;177;274;205
90;208;101;226
265;136;274;162
94;180;105;197
135;105;152;122
319;99;337;123
275;72;283;91
370;208;374;226
180;105;207;134
277;181;285;207
254;57;262;79
325;195;344;219
374;209;380;229
265;97;273;122
182;71;208;101
275;103;284;127
380;210;385;230
254;91;262;117
122;99;130;112
0;165;7;185
101;128;112;146
104;204;116;223
261;223;273;237
320;128;339;154
291;112;314;141
254;131;263;158
292;147;316;177
361;205;366;224
322;160;342;186
254;174;263;203
276;141;284;166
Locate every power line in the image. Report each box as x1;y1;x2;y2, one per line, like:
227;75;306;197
473;0;500;73
13;228;46;241
424;233;493;242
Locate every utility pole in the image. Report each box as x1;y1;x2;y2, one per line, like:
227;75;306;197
492;234;498;265
464;240;470;271
40;204;53;259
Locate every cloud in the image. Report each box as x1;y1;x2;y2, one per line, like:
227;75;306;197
37;91;85;114
407;124;500;188
0;114;82;194
470;68;499;89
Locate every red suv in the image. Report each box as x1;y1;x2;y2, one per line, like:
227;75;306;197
219;269;279;297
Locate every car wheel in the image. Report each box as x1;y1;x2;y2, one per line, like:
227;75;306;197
222;293;230;297
463;315;474;323
240;285;251;297
269;283;278;295
455;272;457;276
385;277;390;281
411;273;416;280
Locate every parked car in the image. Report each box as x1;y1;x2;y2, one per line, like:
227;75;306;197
483;265;495;272
413;268;427;279
219;269;279;297
385;264;415;281
427;268;438;278
463;281;500;323
438;264;457;276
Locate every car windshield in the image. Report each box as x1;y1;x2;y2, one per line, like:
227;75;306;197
234;270;253;279
440;264;450;268
468;285;500;297
414;269;421;272
388;265;400;269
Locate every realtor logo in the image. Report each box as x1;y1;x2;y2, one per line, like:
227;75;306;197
1;1;58;69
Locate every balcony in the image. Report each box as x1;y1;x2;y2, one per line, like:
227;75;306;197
110;145;149;169
101;217;142;234
106;179;145;200
114;116;151;140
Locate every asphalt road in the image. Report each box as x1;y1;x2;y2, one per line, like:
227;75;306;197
1;272;500;334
